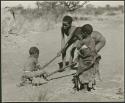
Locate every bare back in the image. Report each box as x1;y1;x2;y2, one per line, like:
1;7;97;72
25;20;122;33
24;56;38;72
91;31;106;52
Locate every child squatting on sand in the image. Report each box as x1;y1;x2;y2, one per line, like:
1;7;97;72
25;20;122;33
18;47;48;86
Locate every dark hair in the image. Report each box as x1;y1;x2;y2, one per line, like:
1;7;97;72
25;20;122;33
81;24;93;35
29;47;39;55
63;15;73;24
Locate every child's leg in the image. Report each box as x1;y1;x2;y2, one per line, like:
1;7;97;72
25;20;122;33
62;51;66;69
17;76;27;87
95;56;102;81
79;83;84;90
84;83;88;91
97;68;102;81
92;79;96;90
69;46;76;69
17;75;32;87
88;81;93;91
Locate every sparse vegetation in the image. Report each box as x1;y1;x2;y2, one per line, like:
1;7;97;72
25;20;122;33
1;1;124;34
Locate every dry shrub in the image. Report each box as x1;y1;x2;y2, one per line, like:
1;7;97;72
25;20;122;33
106;12;117;16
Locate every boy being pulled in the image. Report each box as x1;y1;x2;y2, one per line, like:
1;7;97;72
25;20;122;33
72;24;101;92
18;47;48;87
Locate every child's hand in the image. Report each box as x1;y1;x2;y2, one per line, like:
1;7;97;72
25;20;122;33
36;64;44;70
43;72;48;77
42;72;49;81
61;48;66;54
57;51;62;57
75;40;82;50
74;57;78;63
36;65;41;70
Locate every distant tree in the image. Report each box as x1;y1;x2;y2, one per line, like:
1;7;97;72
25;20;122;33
59;1;89;12
34;1;89;22
85;4;95;9
106;4;111;10
95;7;105;16
118;5;124;13
36;1;40;9
35;1;89;13
84;4;95;15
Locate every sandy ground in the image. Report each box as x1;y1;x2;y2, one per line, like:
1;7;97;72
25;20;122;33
1;13;124;102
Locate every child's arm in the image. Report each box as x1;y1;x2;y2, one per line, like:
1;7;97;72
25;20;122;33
74;56;78;64
92;31;106;53
24;69;48;78
61;27;77;54
95;37;106;53
35;64;43;70
75;40;85;50
61;27;65;50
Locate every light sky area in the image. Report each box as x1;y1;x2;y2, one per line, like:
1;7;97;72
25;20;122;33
1;1;124;8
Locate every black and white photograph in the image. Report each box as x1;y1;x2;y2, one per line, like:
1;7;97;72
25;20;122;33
1;0;124;102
